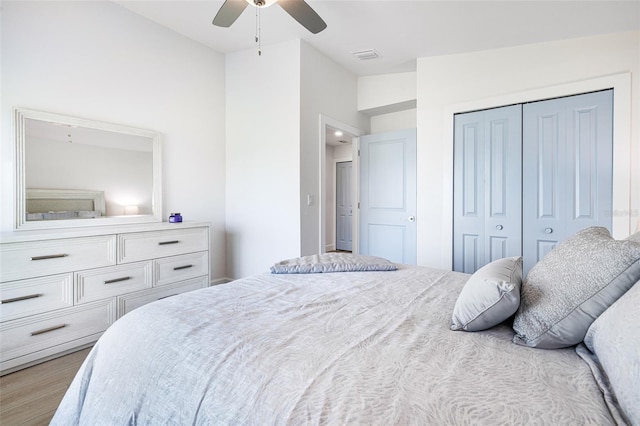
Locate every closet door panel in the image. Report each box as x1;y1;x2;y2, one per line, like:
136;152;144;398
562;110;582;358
536;112;563;221
454;115;485;273
565;91;613;237
484;106;522;264
453;105;521;273
489;236;508;261
523;90;613;274
461;234;481;273
523;101;566;274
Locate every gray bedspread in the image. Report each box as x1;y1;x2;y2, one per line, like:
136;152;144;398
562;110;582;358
52;265;615;425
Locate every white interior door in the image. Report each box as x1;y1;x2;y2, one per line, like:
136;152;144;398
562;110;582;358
359;129;417;264
336;161;352;251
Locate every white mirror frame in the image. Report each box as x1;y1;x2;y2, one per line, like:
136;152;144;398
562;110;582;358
14;108;163;230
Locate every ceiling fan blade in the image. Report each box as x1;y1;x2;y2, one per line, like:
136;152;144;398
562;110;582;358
278;0;327;34
212;0;249;27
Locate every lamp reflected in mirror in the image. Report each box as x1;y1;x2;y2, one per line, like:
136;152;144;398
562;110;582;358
124;205;140;216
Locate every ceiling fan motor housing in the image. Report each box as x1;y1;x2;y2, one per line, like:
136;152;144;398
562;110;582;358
251;0;275;7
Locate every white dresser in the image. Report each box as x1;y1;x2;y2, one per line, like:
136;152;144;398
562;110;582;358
0;222;210;374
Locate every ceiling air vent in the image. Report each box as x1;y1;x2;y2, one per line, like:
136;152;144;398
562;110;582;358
351;49;381;60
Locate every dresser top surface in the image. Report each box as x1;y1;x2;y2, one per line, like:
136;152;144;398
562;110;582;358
0;221;211;244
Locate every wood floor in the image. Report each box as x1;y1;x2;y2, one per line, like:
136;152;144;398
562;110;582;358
0;348;90;426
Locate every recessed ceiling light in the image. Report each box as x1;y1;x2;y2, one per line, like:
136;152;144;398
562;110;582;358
334;130;343;137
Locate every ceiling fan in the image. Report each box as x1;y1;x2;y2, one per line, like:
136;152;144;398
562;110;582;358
213;0;327;34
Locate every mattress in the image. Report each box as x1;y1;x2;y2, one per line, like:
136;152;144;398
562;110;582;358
51;265;615;425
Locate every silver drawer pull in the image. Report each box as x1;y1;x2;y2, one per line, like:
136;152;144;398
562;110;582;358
31;324;66;336
157;294;178;300
1;294;42;304
158;240;180;246
30;254;68;261
104;276;131;284
173;265;193;271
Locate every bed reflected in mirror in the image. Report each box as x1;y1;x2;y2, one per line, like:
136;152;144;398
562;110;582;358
14;108;162;230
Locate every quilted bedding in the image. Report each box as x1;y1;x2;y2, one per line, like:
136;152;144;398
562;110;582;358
51;265;615;425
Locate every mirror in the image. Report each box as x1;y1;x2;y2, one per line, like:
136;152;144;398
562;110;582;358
14;108;162;230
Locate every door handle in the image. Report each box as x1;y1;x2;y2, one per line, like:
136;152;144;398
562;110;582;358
545;228;553;234
408;216;416;222
496;225;503;230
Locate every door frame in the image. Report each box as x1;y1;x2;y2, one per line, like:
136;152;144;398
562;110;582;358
439;73;632;269
319;114;363;255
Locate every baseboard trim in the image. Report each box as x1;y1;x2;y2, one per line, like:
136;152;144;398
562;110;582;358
210;277;233;286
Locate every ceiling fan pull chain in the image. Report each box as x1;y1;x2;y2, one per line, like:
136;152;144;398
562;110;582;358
255;7;262;56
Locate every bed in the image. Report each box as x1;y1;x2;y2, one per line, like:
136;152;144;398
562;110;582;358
51;227;640;425
25;188;105;221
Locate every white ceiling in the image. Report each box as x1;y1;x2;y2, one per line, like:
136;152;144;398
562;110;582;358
115;0;640;76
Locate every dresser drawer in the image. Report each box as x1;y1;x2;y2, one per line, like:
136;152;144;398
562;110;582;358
75;261;153;305
117;227;208;264
0;236;117;282
0;299;115;364
0;274;74;322
154;251;208;287
116;276;208;317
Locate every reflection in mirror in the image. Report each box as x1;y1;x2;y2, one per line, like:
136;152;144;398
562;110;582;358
15;108;162;230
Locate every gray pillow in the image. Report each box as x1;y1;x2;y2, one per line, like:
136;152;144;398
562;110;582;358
270;253;397;274
451;256;522;331
583;281;640;425
513;227;640;349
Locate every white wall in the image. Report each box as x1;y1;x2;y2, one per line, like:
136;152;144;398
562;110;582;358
225;41;302;279
299;41;369;257
370;109;417;134
0;1;227;280
357;72;417;134
225;40;367;278
417;31;640;270
358;72;416;114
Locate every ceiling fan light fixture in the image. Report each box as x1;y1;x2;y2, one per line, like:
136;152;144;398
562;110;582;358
246;0;278;8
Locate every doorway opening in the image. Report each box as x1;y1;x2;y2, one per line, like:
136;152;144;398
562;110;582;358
319;115;362;255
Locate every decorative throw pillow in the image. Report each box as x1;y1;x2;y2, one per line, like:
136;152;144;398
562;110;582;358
626;231;640;243
270;253;397;274
451;256;522;332
583;281;640;424
512;227;640;349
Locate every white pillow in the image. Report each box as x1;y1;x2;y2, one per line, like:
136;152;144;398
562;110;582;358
451;257;522;332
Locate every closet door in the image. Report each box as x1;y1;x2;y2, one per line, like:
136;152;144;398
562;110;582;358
522;90;613;273
453;105;522;273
